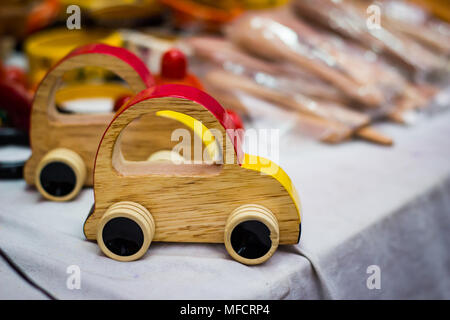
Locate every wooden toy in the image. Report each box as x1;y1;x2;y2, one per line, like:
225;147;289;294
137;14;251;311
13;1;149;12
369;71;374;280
84;84;301;265
24;43;155;201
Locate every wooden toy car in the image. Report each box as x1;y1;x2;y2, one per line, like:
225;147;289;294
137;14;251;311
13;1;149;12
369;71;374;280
24;43;155;201
84;84;301;265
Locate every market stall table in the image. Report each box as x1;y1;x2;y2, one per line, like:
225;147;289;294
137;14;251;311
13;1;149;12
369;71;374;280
1;110;450;299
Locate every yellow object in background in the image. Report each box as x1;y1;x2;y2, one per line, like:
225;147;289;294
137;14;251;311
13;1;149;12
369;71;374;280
25;28;122;86
59;0;162;21
160;0;290;31
181;0;289;10
410;0;450;22
241;0;290;9
55;83;132;107
161;0;242;31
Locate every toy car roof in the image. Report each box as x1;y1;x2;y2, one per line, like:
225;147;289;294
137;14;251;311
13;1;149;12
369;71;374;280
37;43;155;90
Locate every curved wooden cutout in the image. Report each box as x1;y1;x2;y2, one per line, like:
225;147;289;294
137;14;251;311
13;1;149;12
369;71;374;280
24;44;154;187
114;84;244;163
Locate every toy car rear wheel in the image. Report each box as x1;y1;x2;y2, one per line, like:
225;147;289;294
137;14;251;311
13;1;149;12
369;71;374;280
224;204;279;265
35;148;86;201
97;201;155;262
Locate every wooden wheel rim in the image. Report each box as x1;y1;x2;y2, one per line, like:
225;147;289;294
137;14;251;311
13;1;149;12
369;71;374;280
97;202;154;262
224;204;279;265
35;148;86;201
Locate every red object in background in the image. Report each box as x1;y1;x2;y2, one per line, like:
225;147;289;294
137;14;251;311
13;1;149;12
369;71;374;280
113;95;132;112
161;49;187;79
0;83;32;133
114;48;245;130
225;109;245;144
225;109;244;130
3;66;28;89
26;0;61;35
0;64;33;133
160;0;242;32
155;49;204;90
156;49;245;130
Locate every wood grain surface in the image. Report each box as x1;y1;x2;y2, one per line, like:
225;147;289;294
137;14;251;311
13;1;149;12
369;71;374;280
24;44;154;189
84;85;301;245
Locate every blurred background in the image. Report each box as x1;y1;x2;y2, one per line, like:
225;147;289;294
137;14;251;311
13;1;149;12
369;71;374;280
0;0;449;148
1;0;450;300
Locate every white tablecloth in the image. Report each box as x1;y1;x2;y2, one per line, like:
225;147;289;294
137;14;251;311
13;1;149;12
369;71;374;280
1;110;450;300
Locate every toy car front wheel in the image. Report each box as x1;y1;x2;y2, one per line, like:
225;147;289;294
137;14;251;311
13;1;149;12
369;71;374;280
97;201;155;262
35;148;86;201
224;204;279;265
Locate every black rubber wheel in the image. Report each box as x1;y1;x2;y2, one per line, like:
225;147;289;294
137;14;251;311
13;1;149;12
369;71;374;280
39;161;77;197
101;217;144;257
230;220;272;260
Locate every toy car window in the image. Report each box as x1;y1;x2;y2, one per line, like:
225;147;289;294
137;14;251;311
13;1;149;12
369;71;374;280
54;69;132;116
112;111;223;177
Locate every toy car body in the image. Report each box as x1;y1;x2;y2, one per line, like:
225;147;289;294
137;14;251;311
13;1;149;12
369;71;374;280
84;84;301;265
24;44;155;201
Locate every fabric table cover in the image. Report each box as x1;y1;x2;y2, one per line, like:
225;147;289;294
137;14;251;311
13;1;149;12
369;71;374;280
1;110;450;300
